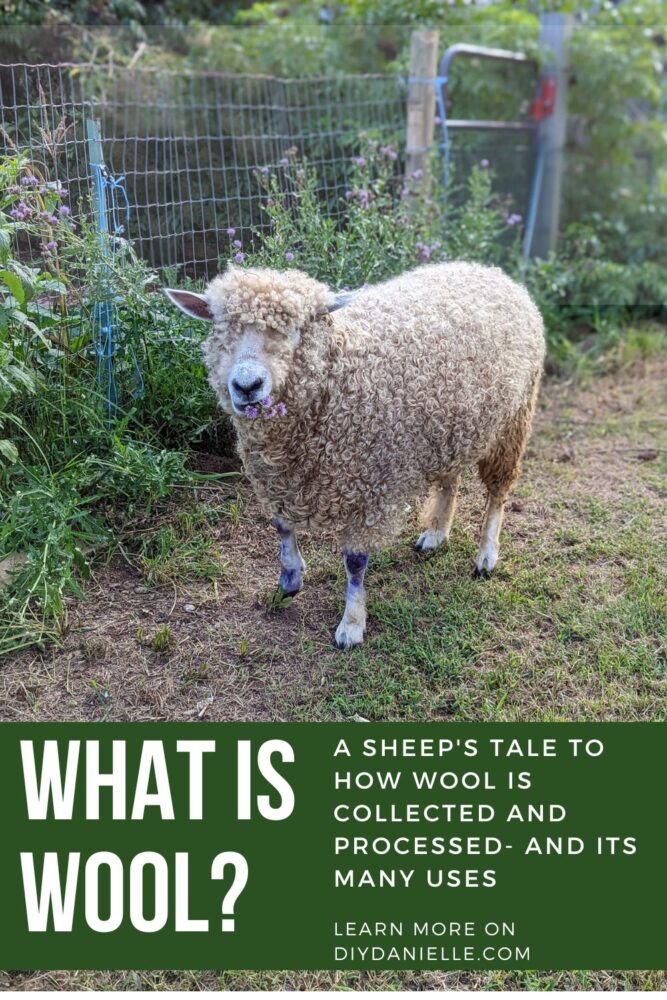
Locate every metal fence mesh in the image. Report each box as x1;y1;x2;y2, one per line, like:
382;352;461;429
0;61;536;281
1;64;409;278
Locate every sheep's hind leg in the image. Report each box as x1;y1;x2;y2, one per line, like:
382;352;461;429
415;474;461;551
272;517;305;596
475;400;534;577
474;493;506;577
335;551;368;649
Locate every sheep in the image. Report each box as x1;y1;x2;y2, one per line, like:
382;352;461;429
165;261;545;649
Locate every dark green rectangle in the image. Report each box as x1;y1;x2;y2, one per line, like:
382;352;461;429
0;722;664;971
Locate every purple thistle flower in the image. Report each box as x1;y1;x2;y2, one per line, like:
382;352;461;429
7;184;20;194
400;186;411;199
59;204;70;215
279;157;289;166
352;156;366;167
245;405;259;419
480;158;490;168
357;189;369;207
345;189;353;200
411;168;424;180
58;187;68;197
226;226;236;237
263;407;278;419
506;213;523;227
45;240;57;252
260;395;274;408
266;198;274;207
380;145;398;160
259;165;270;174
276;402;287;417
47;214;58;225
233;239;242;248
234;252;245;263
9;208;23;220
285;251;295;262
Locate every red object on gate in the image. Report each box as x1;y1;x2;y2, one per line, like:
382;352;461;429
530;76;558;121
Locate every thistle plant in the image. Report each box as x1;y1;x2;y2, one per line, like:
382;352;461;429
222;139;513;289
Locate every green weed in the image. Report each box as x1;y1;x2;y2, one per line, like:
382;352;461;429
262;585;295;612
149;624;172;652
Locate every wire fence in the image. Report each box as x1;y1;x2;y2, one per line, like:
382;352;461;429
0;61;537;281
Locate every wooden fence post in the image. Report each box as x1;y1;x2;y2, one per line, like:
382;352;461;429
405;30;440;181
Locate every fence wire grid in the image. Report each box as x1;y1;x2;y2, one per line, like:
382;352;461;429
0;62;536;281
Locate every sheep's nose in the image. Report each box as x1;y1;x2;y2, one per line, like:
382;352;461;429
231;375;264;398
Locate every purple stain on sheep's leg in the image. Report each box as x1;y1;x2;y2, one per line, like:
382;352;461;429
345;550;368;587
335;550;369;650
272;516;305;596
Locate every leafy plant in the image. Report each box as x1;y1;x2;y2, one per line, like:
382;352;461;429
149;624;172;652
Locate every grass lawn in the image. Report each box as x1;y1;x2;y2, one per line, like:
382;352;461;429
0;352;665;991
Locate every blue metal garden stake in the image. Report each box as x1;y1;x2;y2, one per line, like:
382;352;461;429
86;117;135;422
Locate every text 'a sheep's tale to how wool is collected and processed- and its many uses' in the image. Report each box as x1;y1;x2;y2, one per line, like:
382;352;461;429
0;723;664;971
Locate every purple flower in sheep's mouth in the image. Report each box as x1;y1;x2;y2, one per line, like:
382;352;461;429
243;397;287;420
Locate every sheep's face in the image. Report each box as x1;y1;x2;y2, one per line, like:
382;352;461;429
165;267;357;419
208;320;297;417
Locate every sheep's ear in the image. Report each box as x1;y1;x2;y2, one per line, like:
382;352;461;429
164;288;213;321
326;288;361;313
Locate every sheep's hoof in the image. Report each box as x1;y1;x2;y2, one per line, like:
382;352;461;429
278;569;303;597
473;560;498;580
414;529;447;553
474;546;499;579
473;566;491;580
334;620;365;650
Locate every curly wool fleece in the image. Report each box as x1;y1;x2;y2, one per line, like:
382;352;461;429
203;262;545;553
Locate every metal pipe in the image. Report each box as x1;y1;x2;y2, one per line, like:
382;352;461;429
439;43;537;81
447;119;537;132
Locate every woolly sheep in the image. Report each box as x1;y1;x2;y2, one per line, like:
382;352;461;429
166;261;545;649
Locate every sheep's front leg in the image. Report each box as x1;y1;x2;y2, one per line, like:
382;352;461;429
335;551;368;649
272;517;305;596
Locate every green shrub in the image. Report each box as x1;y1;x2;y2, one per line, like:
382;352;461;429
0;154;232;654
521;225;667;367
